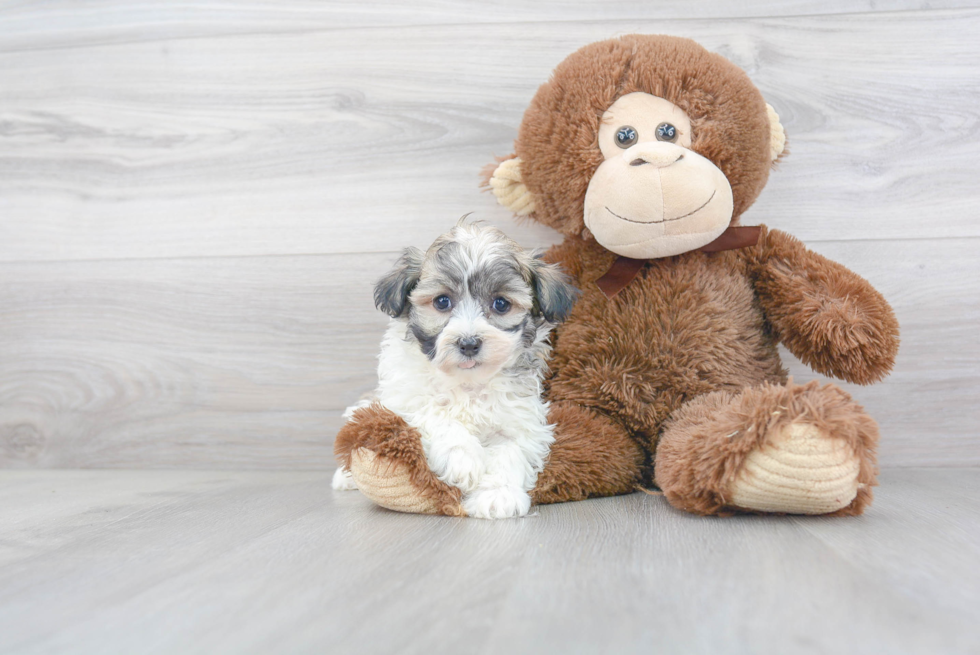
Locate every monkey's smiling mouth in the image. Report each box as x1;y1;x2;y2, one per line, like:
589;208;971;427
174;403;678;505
605;190;716;224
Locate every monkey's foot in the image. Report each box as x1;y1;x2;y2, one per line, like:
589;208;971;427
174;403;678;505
656;380;879;516
348;449;466;516
727;421;862;514
335;403;465;517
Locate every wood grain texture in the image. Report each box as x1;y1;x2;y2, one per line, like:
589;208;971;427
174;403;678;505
0;468;977;654
1;9;979;262
0;252;389;470
3;1;979;53
0;4;977;471
0;238;975;469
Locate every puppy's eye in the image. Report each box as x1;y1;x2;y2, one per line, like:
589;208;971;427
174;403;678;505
615;126;638;148
656;122;678;142
433;295;452;311
492;297;511;314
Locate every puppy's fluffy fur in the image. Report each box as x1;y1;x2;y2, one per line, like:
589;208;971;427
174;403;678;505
333;222;578;519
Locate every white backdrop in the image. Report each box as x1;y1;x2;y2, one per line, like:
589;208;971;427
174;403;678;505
1;1;977;469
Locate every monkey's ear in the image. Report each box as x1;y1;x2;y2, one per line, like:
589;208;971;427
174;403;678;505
374;247;424;318
767;103;788;162
529;258;579;323
487;157;537;217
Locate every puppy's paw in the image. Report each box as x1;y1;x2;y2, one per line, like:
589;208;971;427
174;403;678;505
428;440;485;494
441;446;485;493
331;466;358;491
463;486;531;520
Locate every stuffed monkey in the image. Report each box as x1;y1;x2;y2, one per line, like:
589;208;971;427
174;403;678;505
336;35;899;517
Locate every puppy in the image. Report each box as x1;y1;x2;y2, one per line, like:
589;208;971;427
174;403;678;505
333;221;578;519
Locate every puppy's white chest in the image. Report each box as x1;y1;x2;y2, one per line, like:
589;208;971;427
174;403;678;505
375;320;549;446
434;389;503;438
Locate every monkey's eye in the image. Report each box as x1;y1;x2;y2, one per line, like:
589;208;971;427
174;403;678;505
492;297;511;314
656;122;678;142
433;295;452;311
615;126;638;148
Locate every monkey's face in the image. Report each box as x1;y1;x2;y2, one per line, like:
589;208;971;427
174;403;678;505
583;93;735;259
490;35;786;259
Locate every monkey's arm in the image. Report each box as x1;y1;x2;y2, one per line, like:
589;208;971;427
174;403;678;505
744;226;899;385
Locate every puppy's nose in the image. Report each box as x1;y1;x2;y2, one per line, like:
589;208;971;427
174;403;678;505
457;337;482;357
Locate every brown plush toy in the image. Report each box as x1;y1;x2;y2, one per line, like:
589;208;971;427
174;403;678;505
335;34;900;517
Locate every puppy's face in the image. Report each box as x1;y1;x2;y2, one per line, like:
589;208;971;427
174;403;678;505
375;223;578;381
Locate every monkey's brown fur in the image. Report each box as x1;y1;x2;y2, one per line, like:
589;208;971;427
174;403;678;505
656;380;879;516
518;35;774;239
335;403;464;516
338;35;899;516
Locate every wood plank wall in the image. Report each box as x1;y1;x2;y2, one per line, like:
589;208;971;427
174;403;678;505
1;2;978;469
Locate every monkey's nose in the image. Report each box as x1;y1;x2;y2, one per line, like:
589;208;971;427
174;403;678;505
458;337;482;357
623;142;686;168
629;153;684;167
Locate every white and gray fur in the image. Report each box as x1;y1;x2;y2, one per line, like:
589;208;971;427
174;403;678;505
333;221;578;519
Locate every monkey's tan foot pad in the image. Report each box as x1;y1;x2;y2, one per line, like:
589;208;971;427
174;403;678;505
347;448;467;517
728;422;861;515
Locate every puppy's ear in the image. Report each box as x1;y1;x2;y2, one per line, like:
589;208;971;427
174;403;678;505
374;247;424;318
529;257;579;323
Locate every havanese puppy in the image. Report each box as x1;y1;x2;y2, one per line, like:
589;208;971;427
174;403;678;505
333;221;578;519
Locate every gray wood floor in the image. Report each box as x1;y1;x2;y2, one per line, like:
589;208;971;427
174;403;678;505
2;3;979;653
0;468;977;654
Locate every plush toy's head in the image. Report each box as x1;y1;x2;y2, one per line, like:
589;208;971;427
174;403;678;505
489;35;787;259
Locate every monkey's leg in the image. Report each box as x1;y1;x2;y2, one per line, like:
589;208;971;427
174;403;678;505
336;401;643;514
334;403;465;516
654;380;879;516
531;401;646;505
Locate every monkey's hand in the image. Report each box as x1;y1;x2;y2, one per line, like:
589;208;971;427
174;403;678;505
745;227;899;385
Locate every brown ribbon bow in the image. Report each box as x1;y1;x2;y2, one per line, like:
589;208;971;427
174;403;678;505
595;226;761;299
